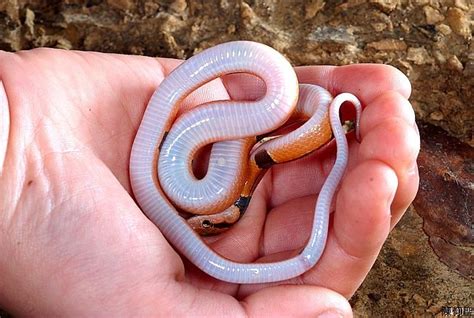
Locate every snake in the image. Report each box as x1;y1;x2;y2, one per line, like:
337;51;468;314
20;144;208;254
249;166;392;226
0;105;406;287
129;41;362;284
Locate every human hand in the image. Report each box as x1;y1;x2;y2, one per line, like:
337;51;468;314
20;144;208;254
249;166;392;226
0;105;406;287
0;49;419;316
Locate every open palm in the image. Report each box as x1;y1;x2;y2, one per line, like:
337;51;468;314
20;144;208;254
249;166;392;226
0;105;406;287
0;49;419;316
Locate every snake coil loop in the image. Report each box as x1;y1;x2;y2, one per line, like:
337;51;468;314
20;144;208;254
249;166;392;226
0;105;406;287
130;41;361;283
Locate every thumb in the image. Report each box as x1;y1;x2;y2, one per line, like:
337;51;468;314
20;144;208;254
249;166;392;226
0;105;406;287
242;285;352;317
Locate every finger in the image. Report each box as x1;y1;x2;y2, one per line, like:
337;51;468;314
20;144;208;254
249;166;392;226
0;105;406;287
298;93;419;294
358;118;420;227
307;161;397;296
296;64;412;103
0;81;9;176
358;91;420;226
221;64;411;105
242;285;352;317
169;283;352;317
360;91;416;132
221;73;266;101
286;161;396;297
297;92;419;294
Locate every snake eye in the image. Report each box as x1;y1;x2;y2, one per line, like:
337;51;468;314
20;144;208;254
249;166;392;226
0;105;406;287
201;220;213;228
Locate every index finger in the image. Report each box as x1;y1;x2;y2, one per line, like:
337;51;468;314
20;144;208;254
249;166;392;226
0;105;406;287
222;64;411;106
295;64;411;104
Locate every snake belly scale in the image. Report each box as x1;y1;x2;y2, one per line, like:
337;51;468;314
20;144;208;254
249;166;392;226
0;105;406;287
130;41;362;284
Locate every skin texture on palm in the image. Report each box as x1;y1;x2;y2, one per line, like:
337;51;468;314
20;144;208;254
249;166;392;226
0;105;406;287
0;49;419;316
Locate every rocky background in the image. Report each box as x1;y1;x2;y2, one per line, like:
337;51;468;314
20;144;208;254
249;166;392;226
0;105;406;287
0;0;472;316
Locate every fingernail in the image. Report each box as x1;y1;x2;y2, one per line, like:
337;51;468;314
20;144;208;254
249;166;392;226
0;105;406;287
385;169;399;207
407;160;418;177
0;80;10;177
413;121;420;136
318;310;345;318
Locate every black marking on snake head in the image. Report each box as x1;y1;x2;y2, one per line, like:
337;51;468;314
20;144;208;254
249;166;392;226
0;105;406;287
235;195;252;213
159;131;169;150
255;150;276;169
256;134;266;142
